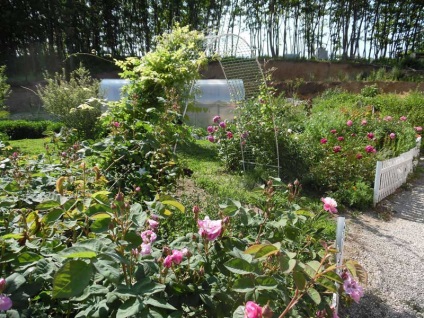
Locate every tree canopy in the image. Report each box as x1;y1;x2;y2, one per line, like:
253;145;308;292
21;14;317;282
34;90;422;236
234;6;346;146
1;0;423;76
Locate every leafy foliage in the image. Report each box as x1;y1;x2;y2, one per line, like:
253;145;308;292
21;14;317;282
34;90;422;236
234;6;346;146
36;66;102;139
0;144;361;317
0;120;62;140
85;25;208;199
0;66;10;110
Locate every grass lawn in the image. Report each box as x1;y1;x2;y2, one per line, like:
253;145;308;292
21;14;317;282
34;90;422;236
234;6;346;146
8;137;49;155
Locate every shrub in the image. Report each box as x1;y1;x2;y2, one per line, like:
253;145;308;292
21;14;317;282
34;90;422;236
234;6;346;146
36;65;102;139
299;95;417;205
0;120;62;140
0;151;365;317
0;66;11;109
82;25;208;199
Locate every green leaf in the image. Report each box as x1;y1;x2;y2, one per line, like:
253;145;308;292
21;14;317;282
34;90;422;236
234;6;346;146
135;278;166;295
322;271;343;284
17;251;42;265
52;260;93;298
92;191;111;205
284;251;297;259
4;181;20;192
303;260;322;278
144;297;177;310
255;276;278;290
0;199;16;207
316;277;338;293
307;287;322;305
280;256;297;274
5;273;26;293
1;233;24;240
244;244;266;255
42;208;64;224
295;209;315;217
85;203;112;216
293;271;307;290
224;258;255;275
232;277;255;292
60;247;97;259
161;200;185;213
254;245;278;258
91;142;108;151
89;212;112;233
93;257;120;283
36;200;60;210
117;297;144;318
73;284;109;302
222;205;239;216
306;260;322;272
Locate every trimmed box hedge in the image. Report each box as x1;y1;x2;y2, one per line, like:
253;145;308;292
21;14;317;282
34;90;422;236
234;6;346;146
0;120;63;140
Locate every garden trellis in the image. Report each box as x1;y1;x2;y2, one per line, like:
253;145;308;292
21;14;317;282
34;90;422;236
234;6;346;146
200;33;281;176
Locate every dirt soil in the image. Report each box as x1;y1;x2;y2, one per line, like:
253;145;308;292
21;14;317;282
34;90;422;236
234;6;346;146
5;60;424;114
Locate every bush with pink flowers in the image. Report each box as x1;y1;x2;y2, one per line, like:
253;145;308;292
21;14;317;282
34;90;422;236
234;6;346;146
300;95;418;208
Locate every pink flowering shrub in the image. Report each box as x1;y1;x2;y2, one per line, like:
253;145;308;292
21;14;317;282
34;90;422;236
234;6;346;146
205;116;243;170
302;95;417;208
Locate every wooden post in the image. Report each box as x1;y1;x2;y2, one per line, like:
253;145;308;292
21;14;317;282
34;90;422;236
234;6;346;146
373;161;382;206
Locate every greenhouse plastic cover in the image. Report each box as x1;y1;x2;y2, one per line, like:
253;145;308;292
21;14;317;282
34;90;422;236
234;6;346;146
99;79;244;127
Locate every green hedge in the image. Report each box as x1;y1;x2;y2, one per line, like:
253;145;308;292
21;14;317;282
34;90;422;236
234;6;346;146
0;120;63;140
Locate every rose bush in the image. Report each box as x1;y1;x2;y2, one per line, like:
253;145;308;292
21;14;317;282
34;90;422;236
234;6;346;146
0;151;365;317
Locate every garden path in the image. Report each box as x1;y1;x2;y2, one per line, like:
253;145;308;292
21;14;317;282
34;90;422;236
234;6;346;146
339;158;424;318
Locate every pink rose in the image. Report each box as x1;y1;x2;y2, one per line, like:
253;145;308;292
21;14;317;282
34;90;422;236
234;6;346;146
400;116;407;121
148;219;159;230
198;216;223;241
226;131;234;139
207;126;214;133
163;255;173;268
346;120;353;127
414;126;422;132
213;115;221;123
389;133;396;140
171;250;184;265
356;153;363;159
330;129;337;134
140;243;152;255
181;248;189;256
365;145;376;153
333;145;341;153
320;138;327;144
337;136;344;141
219;121;226;129
141;230;157;244
361;119;367;126
384;116;393;121
321;197;338;213
244;301;262;318
207;135;215;143
367;132;374;139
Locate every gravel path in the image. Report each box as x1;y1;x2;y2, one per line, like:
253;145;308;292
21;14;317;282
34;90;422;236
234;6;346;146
339;160;424;318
